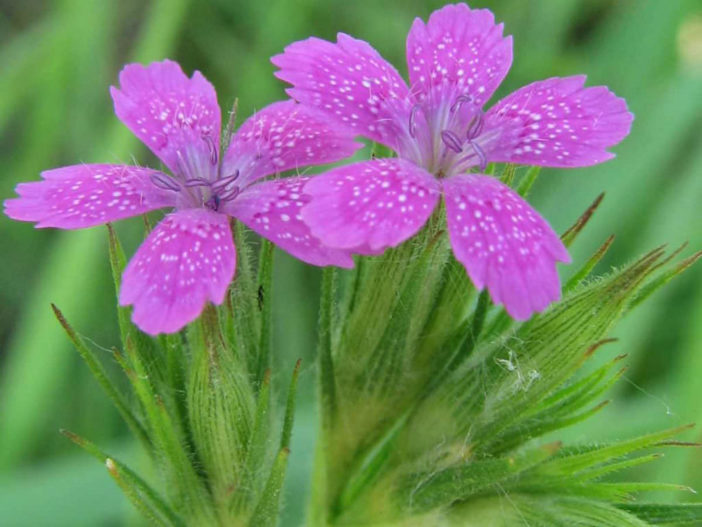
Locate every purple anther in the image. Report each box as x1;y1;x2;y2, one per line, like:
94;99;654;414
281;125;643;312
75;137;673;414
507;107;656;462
441;130;464;153
409;104;421;138
217;185;240;202
450;94;474;114
202;134;218;166
211;170;240;192
184;177;211;188
466;113;484;139
149;173;182;192
468;140;488;171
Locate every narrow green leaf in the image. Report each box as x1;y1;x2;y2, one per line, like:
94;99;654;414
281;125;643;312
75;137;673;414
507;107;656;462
507;494;649;527
627;249;702;312
561;193;605;248
528;344;622;416
318;267;338;424
543;425;694;476
256;238;274;389
124;337;215;522
106;224;160;378
499;164;517;186
229;221;260;376
564;234;616;292
51;304;149;449
249;448;291;527
618;503;702;525
281;359;301;451
402;442;561;512
60;430;184;527
578;453;664;482
233;370;272;513
515;166;540;197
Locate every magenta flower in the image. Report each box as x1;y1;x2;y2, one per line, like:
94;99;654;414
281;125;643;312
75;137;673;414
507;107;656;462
4;60;359;334
272;3;633;320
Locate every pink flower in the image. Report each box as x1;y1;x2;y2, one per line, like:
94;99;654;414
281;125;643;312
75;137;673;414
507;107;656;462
272;3;633;320
4;60;360;334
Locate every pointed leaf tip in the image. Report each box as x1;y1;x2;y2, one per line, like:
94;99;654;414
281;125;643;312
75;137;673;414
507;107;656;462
584;338;618;358
564;234;616;292
561;192;605;247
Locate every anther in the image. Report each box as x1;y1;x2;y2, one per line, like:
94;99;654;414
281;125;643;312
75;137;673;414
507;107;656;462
149;173;181;192
202;134;218;166
184;177;211;188
217;185;240;202
441;130;464;153
211;170;240;192
469;140;488;171
466;113;484;139
450;94;474;114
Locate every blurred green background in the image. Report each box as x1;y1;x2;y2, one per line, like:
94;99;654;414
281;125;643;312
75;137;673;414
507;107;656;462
0;0;700;525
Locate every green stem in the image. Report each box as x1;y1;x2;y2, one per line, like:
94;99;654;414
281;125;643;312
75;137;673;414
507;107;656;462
256;239;274;390
318;267;338;426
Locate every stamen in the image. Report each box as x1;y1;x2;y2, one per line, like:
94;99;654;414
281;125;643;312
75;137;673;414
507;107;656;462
149;173;181;192
202;134;218;166
409;105;421;138
469;140;488;171
450;94;474;114
218;185;240;202
211;170;240;192
466;113;484;139
441;130;464;153
184;177;211;188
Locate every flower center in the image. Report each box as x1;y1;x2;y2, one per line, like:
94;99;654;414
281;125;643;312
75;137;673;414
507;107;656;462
149;133;242;211
402;93;494;177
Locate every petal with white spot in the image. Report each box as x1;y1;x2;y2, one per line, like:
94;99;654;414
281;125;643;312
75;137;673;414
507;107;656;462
485;76;633;167
119;209;235;335
301;159;440;253
443;174;570;320
4;164;177;229
223;101;362;186
272;34;411;150
225;177;354;268
111;60;221;178
406;4;512;106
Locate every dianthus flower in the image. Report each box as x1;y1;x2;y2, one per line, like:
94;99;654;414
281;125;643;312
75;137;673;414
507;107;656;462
273;3;633;319
5;60;359;334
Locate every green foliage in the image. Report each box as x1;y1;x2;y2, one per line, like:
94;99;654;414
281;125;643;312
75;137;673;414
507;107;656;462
308;165;701;526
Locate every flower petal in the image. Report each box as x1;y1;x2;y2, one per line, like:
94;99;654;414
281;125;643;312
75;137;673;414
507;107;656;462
3;164;176;229
223;100;362;186
225;177;353;268
406;4;512;106
111;60;221;178
272;34;411;149
119;209;235;335
485;76;633;167
301;159;440;253
443;174;570;320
